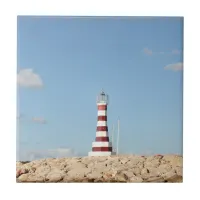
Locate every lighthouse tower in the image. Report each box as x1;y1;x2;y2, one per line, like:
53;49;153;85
88;90;116;156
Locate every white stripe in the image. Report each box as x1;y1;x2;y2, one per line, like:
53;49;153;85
88;151;116;156
92;142;112;147
96;131;108;137
97;103;107;106
97;121;107;126
98;110;107;116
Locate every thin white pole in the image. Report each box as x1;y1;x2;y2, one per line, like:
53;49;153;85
117;118;120;155
112;124;114;148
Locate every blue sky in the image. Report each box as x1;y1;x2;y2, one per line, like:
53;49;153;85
17;16;183;160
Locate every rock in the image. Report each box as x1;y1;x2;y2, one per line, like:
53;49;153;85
129;176;143;183
102;173;113;180
35;165;51;177
96;157;108;162
66;162;86;171
81;157;96;165
162;169;177;180
94;162;108;168
157;164;172;174
119;158;130;164
154;154;164;159
137;162;145;169
131;167;141;175
174;166;183;176
145;176;165;183
114;172;128;182
102;168;118;180
81;178;90;183
141;173;158;180
46;172;63;182
147;167;161;176
127;156;145;166
16;162;24;167
165;175;183;182
141;168;149;175
141;168;160;180
160;159;167;164
146;156;155;162
16;170;21;178
104;159;114;166
145;160;160;168
87;162;95;168
21;168;29;174
16;154;183;183
163;155;183;167
67;167;91;179
18;174;29;182
16;168;29;178
27;175;44;182
87;170;103;179
121;171;134;179
29;167;36;173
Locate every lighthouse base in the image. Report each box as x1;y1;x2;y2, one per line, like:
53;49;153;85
88;151;116;157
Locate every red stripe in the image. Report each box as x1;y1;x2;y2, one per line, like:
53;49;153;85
95;137;109;142
98;105;107;110
92;147;112;151
98;116;107;121
97;126;108;131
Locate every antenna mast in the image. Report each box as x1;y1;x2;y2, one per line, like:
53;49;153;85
117;118;120;155
112;124;115;151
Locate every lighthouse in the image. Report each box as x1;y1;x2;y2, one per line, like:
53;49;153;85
88;90;116;156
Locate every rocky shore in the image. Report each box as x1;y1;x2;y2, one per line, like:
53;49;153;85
16;154;183;183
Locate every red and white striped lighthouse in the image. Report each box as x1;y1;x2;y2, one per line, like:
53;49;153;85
88;90;116;156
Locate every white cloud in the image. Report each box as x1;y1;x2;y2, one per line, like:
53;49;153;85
143;48;181;56
47;148;76;157
17;148;80;161
143;47;153;55
17;68;43;88
32;117;47;124
164;62;183;71
172;49;181;55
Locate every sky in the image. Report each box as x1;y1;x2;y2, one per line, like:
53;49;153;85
17;16;183;161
